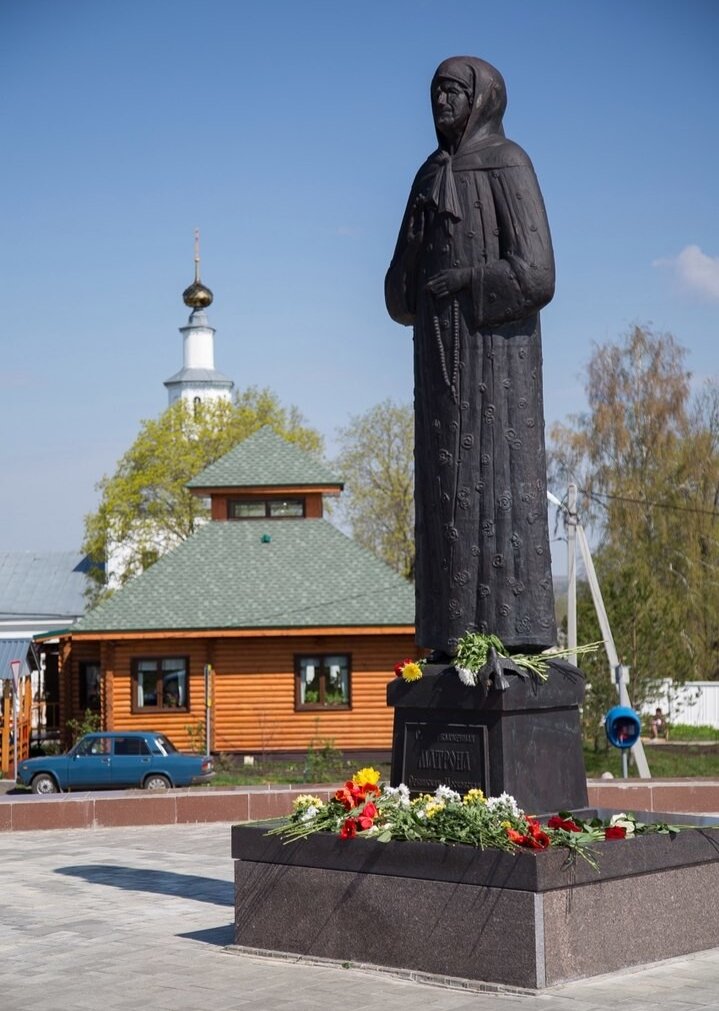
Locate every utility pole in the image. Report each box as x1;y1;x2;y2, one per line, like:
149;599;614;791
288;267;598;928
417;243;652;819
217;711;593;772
566;483;578;666
547;489;651;779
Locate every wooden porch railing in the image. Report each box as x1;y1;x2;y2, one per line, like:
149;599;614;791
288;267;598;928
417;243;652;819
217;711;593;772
1;680;32;778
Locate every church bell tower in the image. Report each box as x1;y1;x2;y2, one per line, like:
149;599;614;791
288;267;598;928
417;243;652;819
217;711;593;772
164;230;234;407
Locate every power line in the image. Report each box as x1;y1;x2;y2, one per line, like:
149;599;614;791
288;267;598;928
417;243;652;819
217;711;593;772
580;488;719;519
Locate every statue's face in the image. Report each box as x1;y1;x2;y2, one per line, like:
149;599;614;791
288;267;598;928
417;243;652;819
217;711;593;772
432;77;471;143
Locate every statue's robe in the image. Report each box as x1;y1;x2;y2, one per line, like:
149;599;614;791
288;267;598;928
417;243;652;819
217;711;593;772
386;133;557;654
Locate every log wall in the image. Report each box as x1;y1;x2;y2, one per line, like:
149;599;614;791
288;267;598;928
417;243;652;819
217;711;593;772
63;632;415;754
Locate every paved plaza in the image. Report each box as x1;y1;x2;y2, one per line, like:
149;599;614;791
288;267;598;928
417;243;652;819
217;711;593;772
1;821;719;1010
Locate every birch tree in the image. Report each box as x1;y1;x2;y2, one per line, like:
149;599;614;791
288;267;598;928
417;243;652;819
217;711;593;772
83;389;322;602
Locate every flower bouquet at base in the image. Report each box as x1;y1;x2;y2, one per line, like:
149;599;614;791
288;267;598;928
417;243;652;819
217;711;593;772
267;767;680;868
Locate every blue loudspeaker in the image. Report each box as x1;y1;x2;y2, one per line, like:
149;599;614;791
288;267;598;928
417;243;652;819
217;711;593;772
605;706;642;750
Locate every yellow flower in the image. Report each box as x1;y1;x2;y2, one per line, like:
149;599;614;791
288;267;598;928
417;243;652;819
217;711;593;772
463;788;486;805
293;794;324;811
411;793;433;807
401;661;423;683
352;766;381;787
425;800;446;819
500;820;512;830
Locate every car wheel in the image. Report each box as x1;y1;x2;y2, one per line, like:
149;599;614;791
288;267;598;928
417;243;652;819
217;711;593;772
31;773;60;795
143;774;171;790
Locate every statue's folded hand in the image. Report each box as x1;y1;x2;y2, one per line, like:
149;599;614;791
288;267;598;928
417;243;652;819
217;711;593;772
426;268;471;298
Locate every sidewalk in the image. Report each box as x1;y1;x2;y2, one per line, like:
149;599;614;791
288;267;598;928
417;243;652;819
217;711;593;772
1;822;718;1010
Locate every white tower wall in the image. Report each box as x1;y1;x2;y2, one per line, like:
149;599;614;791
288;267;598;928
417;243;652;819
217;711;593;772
181;322;216;370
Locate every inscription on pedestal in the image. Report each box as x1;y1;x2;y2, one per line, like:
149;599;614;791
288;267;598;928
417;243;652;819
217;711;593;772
402;722;488;794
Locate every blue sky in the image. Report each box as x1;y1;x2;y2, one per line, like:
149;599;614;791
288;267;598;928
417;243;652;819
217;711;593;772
2;0;718;563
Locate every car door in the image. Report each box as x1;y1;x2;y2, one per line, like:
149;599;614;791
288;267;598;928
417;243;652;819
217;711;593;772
111;735;152;787
66;735;113;789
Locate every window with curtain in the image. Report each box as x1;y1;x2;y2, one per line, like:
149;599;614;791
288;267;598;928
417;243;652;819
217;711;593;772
132;657;189;712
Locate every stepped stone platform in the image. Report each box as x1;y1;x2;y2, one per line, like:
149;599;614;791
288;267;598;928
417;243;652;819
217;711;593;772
2;779;719;832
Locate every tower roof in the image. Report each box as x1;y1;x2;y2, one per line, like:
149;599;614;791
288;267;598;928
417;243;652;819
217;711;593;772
187;426;342;492
164;366;234;388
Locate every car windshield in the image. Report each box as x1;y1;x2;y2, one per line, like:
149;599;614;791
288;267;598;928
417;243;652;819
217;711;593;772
151;734;178;756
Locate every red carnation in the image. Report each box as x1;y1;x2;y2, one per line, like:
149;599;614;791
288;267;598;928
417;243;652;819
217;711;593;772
548;815;582;833
526;830;550;850
506;821;550;850
358;802;378;830
335;781;364;810
340;818;358;839
605;825;627;840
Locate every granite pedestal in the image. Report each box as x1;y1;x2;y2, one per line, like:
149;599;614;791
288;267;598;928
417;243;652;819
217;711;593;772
388;660;588;812
232;814;719;988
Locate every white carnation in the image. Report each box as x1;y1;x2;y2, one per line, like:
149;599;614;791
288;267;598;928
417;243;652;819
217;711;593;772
435;784;461;804
485;792;522;818
456;666;478;686
609;813;636;836
383;783;411;807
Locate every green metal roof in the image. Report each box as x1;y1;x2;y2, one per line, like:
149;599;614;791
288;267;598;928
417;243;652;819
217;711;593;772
187;426;342;490
71;519;414;634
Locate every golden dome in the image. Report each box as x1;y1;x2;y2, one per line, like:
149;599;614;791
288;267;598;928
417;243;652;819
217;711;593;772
183;228;213;308
182;280;214;309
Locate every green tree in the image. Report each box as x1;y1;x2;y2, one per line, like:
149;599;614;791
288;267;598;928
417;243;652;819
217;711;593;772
335;400;414;580
83;388;322;602
550;325;719;715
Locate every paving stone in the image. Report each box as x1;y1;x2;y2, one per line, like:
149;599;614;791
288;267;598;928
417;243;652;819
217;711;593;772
3;822;719;1009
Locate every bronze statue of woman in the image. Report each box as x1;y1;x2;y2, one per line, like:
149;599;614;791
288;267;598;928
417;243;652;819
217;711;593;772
386;56;557;658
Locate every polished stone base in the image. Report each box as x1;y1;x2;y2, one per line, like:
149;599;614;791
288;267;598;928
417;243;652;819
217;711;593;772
387;660;588;812
232;815;719;988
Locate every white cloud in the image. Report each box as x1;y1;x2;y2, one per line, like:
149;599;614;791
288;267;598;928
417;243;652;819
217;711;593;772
653;245;719;301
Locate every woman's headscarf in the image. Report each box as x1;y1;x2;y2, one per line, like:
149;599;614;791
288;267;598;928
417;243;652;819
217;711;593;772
428;56;508;219
431;56;507;149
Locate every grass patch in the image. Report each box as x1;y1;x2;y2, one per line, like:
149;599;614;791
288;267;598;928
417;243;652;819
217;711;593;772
666;724;719;742
584;744;719;779
209;747;719;786
202;747;392;788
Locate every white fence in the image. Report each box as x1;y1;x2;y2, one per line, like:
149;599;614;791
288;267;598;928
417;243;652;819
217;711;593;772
642;681;719;729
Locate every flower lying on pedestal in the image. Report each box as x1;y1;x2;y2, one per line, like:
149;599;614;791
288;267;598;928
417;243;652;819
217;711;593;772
268;769;679;868
394;658;424;682
393;633;602;692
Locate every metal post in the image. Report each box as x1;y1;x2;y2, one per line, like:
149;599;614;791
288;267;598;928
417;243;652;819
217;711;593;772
566;483;578;666
10;660;21;777
204;664;212;758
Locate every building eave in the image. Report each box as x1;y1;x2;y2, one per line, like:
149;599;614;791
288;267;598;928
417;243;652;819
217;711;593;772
189;483;344;497
59;625;415;642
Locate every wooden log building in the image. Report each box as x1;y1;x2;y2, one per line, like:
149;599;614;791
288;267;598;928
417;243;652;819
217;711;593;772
43;428;415;759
